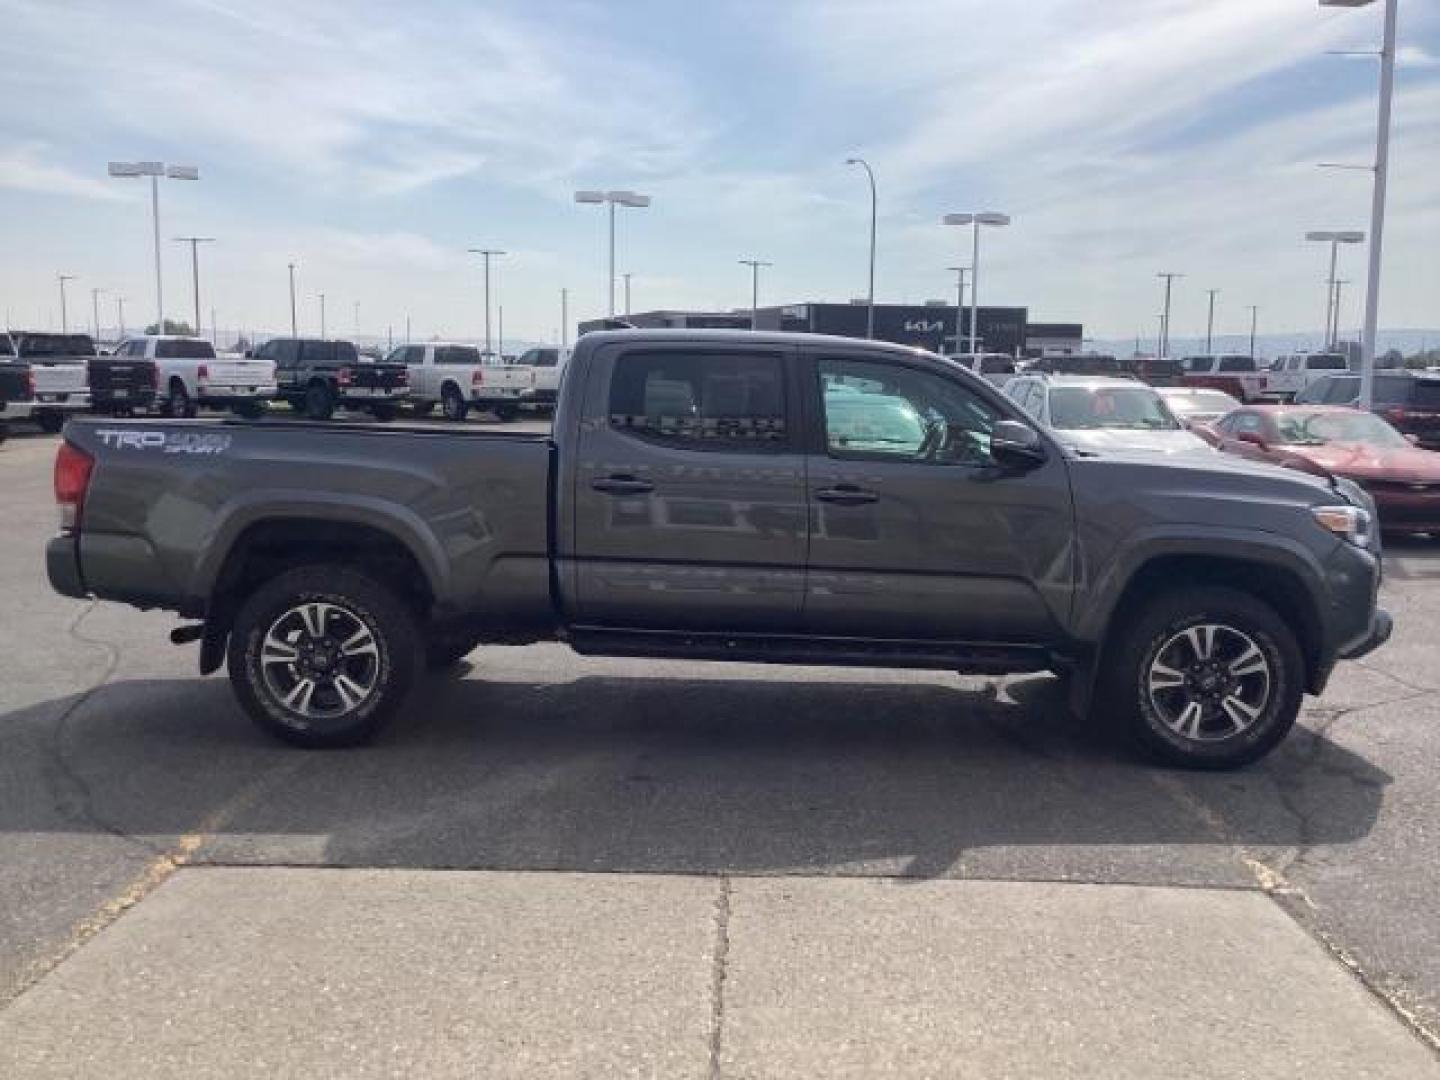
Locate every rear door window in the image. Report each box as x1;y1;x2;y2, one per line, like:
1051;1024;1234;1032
608;350;789;452
435;345;480;365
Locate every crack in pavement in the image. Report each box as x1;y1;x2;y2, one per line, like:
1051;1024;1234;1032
707;876;733;1080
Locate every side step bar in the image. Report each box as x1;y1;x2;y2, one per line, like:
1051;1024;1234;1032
565;626;1054;675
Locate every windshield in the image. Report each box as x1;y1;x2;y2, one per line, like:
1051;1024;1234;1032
1164;391;1238;417
1048;386;1180;431
13;333;95;358
1273;410;1408;449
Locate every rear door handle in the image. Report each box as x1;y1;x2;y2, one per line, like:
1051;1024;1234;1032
815;485;879;506
591;475;655;495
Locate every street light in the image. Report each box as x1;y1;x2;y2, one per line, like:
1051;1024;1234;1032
574;189;651;317
56;274;76;334
287;262;298;337
942;212;1010;354
107;160;199;333
467;248;506;358
1204;289;1220;353
1318;0;1398;408
1246;305;1260;359
947;266;970;354
560;288;569;349
622;272;633;318
1332;280;1352;348
1305;231;1364;349
172;236;215;337
739;259;772;330
1156;272;1185;358
89;287;106;341
115;296;128;338
845;158;878;338
318;293;326;339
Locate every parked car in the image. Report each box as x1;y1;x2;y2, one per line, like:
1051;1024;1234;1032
1263;352;1350;402
515;346;571;408
260;337;406;421
1005;375;1212;455
1131;355;1184;386
0;354;34;443
46;329;1390;768
1028;353;1131;378
1156;387;1242;428
1178;354;1266;403
943;352;1017;387
88;343;158;416
1295;372;1440;450
0;332;93;433
1203;404;1440;534
113;335;274;419
389;342;531;421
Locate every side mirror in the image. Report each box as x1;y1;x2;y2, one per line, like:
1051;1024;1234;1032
991;419;1046;466
1236;431;1268;449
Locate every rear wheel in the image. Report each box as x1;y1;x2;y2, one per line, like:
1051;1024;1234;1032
441;384;469;422
162;378;197;419
1100;586;1303;770
304;382;336;421
35;411;65;434
227;565;421;748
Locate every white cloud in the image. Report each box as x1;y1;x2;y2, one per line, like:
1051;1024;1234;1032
0;144;127;202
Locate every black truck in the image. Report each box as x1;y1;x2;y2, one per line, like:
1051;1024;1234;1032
46;330;1391;768
0;356;33;443
256;337;409;421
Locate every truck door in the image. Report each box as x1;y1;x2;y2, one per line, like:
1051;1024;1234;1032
801;351;1073;642
569;341;808;631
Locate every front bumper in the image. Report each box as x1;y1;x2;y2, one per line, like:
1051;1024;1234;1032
46;536;87;599
1340;608;1393;660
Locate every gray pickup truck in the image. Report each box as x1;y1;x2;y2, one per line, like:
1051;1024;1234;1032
46;330;1391;768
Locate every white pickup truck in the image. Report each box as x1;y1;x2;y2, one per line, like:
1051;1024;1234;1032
1262;352;1351;402
391;342;533;421
113;335;276;418
515;346;570;408
0;332;93;433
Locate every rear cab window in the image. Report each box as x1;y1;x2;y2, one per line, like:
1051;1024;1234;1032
608;350;790;452
435;345;481;365
155;338;216;359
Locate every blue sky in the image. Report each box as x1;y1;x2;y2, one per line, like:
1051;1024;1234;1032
0;0;1436;346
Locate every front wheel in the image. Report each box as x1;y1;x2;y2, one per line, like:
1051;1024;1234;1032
1100;586;1303;770
162;379;197;419
228;565;421;748
304;382;336;421
441;384;469;422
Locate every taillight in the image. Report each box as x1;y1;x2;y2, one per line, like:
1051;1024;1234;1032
338;367;353;387
54;442;94;530
472;369;484;387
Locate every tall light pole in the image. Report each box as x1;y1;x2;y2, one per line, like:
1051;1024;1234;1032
57;274;76;334
561;287;569;348
1305;231;1364;348
942;212;1011;354
172;236;214;336
1319;0;1398;407
1156;314;1166;358
318;293;326;339
353;300;361;340
1332;281;1351;350
115;296;128;338
1156;272;1184;358
574;189;651;317
1204;289;1220;353
845;157;877;338
947;266;970;354
287;262;298;337
1246;305;1260;359
90;287;105;341
107;161;199;333
622;272;633;318
467;248;505;358
739;259;772;330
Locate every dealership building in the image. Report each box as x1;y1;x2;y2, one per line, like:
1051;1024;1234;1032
581;301;1081;358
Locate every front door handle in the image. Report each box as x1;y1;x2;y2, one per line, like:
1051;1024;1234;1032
591;475;655;495
815;485;879;506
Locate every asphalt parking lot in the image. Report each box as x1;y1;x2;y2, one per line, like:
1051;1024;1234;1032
2;416;1439;1077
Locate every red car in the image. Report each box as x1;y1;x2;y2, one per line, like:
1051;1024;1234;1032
1203;404;1440;534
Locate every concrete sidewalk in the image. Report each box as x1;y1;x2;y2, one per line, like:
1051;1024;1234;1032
1;868;1435;1079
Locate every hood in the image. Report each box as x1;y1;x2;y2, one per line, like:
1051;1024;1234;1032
1059;428;1214;456
1290;442;1440;483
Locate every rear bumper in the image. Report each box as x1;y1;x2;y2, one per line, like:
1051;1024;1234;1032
0;400;36;419
199;384;276;403
340;387;408;401
33;393;91;411
46;536;87;599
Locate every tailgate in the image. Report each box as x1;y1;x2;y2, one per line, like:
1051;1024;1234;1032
32;358;90;395
209;359;274;385
90;358;157;398
353;363;408;390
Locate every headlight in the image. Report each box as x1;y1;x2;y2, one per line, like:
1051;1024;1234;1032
1312;504;1373;547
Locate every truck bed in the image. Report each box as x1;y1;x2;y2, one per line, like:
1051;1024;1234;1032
57;417;555;622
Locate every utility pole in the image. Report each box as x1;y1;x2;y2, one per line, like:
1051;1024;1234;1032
845;157;878;338
173;236;215;336
287;262;298;337
210;306;217;346
1204;289;1220;353
1246;305;1259;359
622;272;632;318
115;296;127;338
947;266;969;353
561;288;569;349
90;287;104;341
739;259;772;331
318;293;326;339
467;248;505;358
57;274;76;334
1332;281;1350;350
405;314;411;345
353;300;361;340
1157;272;1184;358
498;304;505;358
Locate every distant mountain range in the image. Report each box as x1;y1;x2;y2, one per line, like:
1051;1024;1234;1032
1091;328;1440;361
